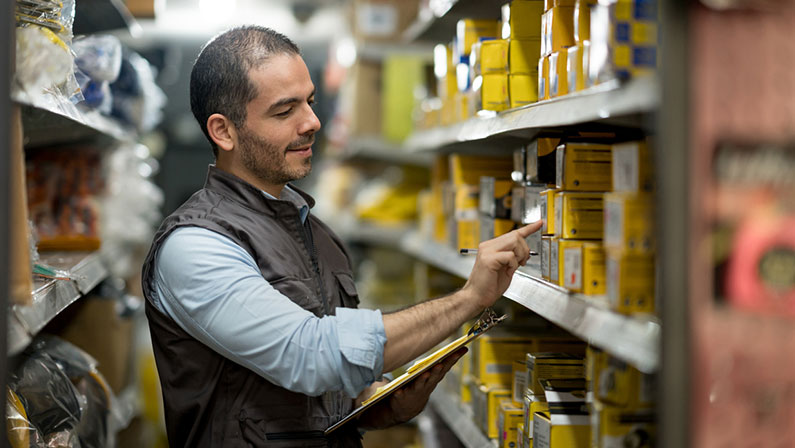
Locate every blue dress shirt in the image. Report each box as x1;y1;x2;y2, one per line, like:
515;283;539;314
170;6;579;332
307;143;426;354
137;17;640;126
150;186;387;399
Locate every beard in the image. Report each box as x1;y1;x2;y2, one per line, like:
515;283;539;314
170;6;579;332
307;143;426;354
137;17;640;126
237;126;313;186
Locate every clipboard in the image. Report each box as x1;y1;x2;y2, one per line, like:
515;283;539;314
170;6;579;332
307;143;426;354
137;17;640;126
325;308;507;435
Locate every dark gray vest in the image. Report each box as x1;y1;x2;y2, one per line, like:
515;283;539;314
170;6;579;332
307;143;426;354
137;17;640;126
141;166;362;447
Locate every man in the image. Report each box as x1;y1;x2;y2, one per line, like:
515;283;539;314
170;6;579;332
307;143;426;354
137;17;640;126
141;25;541;447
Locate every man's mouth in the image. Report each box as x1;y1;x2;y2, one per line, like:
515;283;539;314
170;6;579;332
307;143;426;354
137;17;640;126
287;137;314;152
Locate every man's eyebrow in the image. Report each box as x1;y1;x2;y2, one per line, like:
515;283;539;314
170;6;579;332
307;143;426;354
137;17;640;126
267;89;316;113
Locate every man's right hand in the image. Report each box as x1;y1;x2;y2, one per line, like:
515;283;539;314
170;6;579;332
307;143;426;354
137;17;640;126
461;220;543;310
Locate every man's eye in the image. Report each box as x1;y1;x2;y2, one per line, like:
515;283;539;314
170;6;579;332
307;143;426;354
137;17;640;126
276;108;292;117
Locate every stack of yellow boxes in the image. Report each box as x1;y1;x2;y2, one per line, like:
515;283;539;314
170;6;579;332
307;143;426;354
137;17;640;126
587;347;656;447
587;0;658;86
604;139;656;314
540;0;576;99
475;38;511;112
456;19;501;113
515;137;560;262
421;155;451;245
567;0;596;93
541;140;612;295
502;0;544;108
522;351;587;447
449;155;514;252
434;44;463;126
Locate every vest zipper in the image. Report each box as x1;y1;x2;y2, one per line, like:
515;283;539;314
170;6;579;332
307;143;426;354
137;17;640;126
299;217;330;315
265;430;326;440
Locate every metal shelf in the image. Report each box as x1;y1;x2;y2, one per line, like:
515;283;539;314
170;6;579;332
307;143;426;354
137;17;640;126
336;136;434;167
404;75;659;153
8;252;110;356
428;388;496;448
402;0;506;44
14;89;135;147
399;231;660;373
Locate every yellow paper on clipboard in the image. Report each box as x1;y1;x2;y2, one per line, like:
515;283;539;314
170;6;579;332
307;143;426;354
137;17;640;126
325;309;507;435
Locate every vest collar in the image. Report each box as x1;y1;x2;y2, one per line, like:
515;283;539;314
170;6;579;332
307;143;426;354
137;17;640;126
203;165;316;216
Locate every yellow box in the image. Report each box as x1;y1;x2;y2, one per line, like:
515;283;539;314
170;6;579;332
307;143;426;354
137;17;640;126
596;405;656;447
510;38;542;74
509;74;539;108
594;354;655;408
523;393;551;440
454;184;479;213
482;39;510;73
555;142;613;191
566;44;586;92
545;6;575;56
553;192;604;239
513;359;528;407
457;219;480;252
538;56;550;100
485;387;513;439
533;411;590;448
539;189;558;235
505;0;545;39
472;335;539;387
548;50;568;98
554;0;576;6
482;73;510;112
604;192;654;252
499;401;525;448
480;177;514;219
558;240;606;293
574;0;595;43
455;91;473;122
612;139;654;192
450;154;515;185
606;251;655;314
544;0;553;12
526;353;585;396
517;423;526;448
540;235;552;281
457;19;501;60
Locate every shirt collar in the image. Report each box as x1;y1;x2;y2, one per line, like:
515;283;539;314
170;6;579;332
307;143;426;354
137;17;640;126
262;185;310;223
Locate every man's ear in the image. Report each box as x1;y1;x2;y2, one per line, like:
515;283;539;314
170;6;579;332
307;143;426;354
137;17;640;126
207;113;237;153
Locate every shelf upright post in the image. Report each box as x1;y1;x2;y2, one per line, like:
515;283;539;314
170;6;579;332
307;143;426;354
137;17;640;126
658;0;690;446
1;0;14;444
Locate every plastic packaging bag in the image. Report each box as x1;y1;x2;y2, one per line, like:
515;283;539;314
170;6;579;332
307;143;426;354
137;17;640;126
110;50;166;132
8;336;120;448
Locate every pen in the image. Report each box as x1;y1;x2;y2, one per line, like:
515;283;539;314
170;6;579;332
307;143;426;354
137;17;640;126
460;248;539;256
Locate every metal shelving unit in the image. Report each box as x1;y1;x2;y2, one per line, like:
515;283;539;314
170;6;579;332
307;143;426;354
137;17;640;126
404;75;659;153
428;388;496;448
400;231;660;373
402;0;506;44
8;252;111;356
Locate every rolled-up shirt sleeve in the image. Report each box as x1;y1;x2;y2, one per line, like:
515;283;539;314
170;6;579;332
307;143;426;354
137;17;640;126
152;226;386;398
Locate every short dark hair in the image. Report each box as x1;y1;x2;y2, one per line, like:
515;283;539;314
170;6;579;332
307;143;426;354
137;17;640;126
190;26;300;157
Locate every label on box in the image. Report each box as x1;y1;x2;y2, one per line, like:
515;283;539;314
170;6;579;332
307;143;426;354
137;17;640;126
512;187;526;222
556;147;564;186
613;143;639;192
564;246;583;290
607;256;619;307
540;194;548;233
550;239;559;282
514;371;527;405
523;185;544;223
605;199;623;248
534;415;551;448
541;238;551;279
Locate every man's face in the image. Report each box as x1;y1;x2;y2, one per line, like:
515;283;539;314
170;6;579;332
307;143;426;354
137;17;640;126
236;53;320;187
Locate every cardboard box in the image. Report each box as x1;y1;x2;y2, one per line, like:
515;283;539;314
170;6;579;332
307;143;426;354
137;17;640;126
604;192;654;252
482;39;510;73
549;50;568;98
559;240;606;294
457;19;501;60
606;251;655;314
472;335;540;387
521;184;546;225
524;392;551;441
353;0;420;42
125;0;156;18
612;139;654;192
480;177;514;219
594;354;655;408
473;383;513;439
539;56;550;100
555;142;613;191
382;55;424;141
540;188;559;235
574;0;595;43
526;353;585;396
566;44;586;92
510;74;539;108
499;400;525;448
544;6;575;56
533;379;591;447
482;73;510;112
450;154;514;185
554;192;605;239
595;405;656;448
541;235;553;280
512;186;526;223
550;236;560;284
457;219;480;252
10;105;32;305
510;38;542;74
504;0;545;39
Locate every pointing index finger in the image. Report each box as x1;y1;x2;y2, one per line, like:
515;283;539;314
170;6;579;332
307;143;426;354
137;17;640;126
516;220;544;238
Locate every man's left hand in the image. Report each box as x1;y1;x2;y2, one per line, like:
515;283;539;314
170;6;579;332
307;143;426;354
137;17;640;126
357;347;468;430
